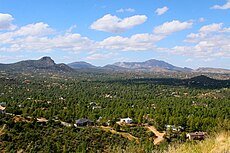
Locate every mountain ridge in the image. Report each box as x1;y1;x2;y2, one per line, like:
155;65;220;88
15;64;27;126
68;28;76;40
0;56;73;72
68;61;96;69
0;57;229;74
112;59;193;72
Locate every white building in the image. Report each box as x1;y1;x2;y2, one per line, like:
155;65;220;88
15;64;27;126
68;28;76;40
120;117;133;124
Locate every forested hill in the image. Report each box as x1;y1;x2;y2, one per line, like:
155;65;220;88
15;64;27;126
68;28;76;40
104;75;230;89
0;56;73;72
112;59;192;72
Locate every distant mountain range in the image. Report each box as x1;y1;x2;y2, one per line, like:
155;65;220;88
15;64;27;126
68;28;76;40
0;56;229;74
68;61;96;69
0;56;73;72
111;59;192;72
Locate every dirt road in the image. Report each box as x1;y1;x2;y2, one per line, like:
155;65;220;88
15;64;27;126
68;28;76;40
0;124;6;136
100;126;139;142
146;126;165;145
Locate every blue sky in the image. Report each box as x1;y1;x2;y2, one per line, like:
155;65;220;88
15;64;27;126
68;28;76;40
0;0;230;69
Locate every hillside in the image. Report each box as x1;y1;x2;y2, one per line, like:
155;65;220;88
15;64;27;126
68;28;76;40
195;68;230;74
167;131;230;153
1;57;230;74
0;57;73;72
112;59;192;72
68;61;96;69
109;131;230;153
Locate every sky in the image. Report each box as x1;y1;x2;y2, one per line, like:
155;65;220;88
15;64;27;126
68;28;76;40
0;0;230;69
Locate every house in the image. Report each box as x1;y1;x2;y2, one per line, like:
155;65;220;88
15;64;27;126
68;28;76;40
61;121;72;127
0;105;6;113
0;102;6;105
89;102;97;106
120;117;133;124
92;106;102;110
37;118;48;123
186;132;207;140
165;125;184;132
74;118;94;127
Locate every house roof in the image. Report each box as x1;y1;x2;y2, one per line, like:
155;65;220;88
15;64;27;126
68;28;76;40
75;118;93;124
121;117;132;120
0;102;6;105
0;105;6;111
188;132;207;136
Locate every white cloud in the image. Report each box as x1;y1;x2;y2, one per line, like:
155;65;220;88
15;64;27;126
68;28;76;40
98;33;164;51
1;20;165;53
186;23;230;43
199;18;205;22
155;6;169;15
162;23;230;59
86;53;116;60
154;20;193;35
116;8;135;13
16;22;54;36
1;15;228;62
0;22;95;52
199;23;223;33
90;14;147;33
211;0;230;10
66;25;77;33
0;55;27;62
0;13;16;30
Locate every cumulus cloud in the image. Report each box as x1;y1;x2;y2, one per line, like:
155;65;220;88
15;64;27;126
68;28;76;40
186;23;230;43
2;14;228;62
199;18;205;23
98;33;164;51
1;20;165;53
155;6;169;15
154;20;193;35
90;14;147;33
0;22;95;52
199;23;223;33
162;23;230;59
0;55;27;62
86;53;116;60
16;22;54;36
211;0;230;10
116;8;135;13
0;13;16;30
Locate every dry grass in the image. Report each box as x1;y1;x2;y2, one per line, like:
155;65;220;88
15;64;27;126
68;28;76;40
167;131;230;153
107;131;230;153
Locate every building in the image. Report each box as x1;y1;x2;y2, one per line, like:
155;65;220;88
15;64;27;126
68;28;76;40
0;102;6;105
92;106;102;110
120;117;133;124
186;132;207;140
0;105;6;113
74;118;94;127
165;125;184;132
89;102;97;106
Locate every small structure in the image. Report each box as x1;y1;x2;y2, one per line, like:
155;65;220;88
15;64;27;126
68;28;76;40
74;118;94;127
89;102;97;106
61;121;72;127
92;106;102;110
0;102;6;105
120;117;133;124
37;118;48;123
186;132;207;140
165;125;184;132
0;105;6;113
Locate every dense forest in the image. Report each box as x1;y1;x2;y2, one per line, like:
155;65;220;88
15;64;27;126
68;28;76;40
0;71;229;152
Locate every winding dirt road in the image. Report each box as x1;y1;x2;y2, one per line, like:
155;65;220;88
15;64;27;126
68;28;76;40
146;126;166;145
100;126;139;142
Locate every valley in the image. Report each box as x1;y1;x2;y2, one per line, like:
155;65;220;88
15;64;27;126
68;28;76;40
0;58;229;152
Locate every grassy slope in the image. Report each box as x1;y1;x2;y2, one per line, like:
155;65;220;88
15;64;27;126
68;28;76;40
108;131;229;153
167;131;230;153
